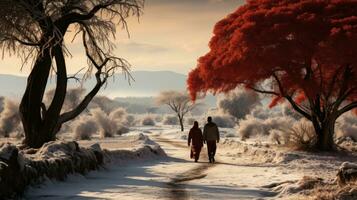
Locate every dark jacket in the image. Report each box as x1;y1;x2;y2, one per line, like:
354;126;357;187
203;122;220;142
188;127;203;147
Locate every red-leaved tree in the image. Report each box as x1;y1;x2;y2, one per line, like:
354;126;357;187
187;0;357;151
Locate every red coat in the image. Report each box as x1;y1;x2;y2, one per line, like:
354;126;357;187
188;128;203;147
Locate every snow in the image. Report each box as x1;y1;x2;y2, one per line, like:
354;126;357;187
20;125;357;199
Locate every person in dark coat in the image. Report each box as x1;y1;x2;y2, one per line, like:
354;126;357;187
203;116;220;163
188;121;204;162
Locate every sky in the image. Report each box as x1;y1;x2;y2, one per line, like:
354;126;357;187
0;0;243;76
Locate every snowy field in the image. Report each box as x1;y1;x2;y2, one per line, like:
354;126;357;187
14;124;356;200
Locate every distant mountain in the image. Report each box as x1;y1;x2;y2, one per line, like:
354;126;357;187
0;71;277;116
0;71;185;98
0;71;217;108
0;74;27;98
100;70;188;97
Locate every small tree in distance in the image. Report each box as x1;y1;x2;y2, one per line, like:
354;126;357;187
156;91;200;132
187;0;357;151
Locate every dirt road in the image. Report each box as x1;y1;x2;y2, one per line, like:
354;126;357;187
26;134;282;200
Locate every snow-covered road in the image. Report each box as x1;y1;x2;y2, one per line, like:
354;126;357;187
25;133;291;200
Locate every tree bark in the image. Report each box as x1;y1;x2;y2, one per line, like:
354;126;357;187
313;117;336;151
20;48;52;148
20;44;68;148
179;116;184;132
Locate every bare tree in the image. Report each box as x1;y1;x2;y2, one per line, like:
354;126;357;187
156;91;200;132
0;0;144;148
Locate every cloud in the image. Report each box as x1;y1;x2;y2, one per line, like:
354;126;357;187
117;42;170;54
0;0;245;75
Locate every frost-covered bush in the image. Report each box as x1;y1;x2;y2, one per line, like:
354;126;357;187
125;115;136;126
336;112;357;141
141;116;156;126
269;129;287;145
163;115;179;125
250;104;302;120
155;115;163;123
109;107;127;123
236;115;295;140
89;107;130;138
89;95;121;114
91;108;116;138
217;89;261;120
73;118;98;140
0;98;21;137
212;115;236;128
286;119;316;150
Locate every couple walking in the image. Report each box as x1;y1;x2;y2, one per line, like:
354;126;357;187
188;116;220;163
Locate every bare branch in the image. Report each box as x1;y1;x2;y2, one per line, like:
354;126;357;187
337;101;357;118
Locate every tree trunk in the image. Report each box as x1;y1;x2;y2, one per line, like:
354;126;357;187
313;117;336;151
179;117;184;132
20;45;67;148
20;48;52;148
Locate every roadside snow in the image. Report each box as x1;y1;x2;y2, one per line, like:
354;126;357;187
23;125;357;199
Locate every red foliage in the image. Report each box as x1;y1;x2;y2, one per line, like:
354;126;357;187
187;0;357;112
269;96;284;108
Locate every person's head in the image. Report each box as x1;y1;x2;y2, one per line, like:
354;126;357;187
193;121;199;128
207;116;212;123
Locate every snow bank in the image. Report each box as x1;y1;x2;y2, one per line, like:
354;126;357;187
104;133;166;164
0;141;103;198
0;135;166;199
221;138;315;165
263;176;324;198
273;162;357;200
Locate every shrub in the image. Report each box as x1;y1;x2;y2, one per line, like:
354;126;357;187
91;108;116;138
73;119;98;140
141;116;156;126
163;115;179;125
236;115;295;140
155;115;163;123
336;112;357;141
237;117;264;140
286;120;317;150
125;115;136;126
217;89;261;120
117;125;130;135
212;115;235;128
109;107;127;123
269;129;286;145
0;98;21;137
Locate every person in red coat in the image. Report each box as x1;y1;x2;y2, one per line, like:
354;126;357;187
188;121;203;162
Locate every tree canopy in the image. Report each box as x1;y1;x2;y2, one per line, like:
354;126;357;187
187;0;357;150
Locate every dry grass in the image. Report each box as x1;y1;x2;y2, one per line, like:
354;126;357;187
309;182;357;200
286;120;317;151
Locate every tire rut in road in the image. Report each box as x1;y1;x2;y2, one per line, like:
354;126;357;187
153;136;216;200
